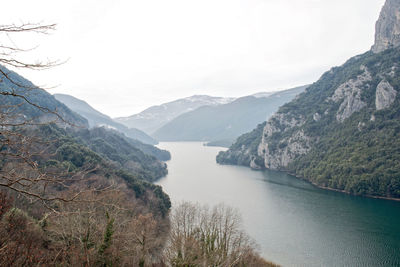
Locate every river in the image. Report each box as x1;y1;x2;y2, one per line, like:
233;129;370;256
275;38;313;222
155;142;400;267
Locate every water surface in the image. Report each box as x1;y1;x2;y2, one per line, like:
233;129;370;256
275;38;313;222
156;142;400;267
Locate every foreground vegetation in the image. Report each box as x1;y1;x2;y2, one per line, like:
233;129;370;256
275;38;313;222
0;190;275;266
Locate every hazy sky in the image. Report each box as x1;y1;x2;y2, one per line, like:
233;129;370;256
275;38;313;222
1;0;385;117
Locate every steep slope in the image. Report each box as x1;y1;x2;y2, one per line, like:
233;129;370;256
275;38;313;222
216;122;266;167
70;127;168;181
0;67;170;177
54;93;158;145
0;66;87;127
153;86;307;143
372;0;400;53
218;1;400;199
115;95;235;134
27;123;171;214
0;68;171;216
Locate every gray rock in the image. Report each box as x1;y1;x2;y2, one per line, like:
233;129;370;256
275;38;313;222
372;0;400;53
258;128;311;170
357;122;366;131
249;156;262;170
261;112;305;140
313;113;321;121
375;80;397;110
328;66;371;122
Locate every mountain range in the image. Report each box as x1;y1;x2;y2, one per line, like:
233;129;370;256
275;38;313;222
217;0;400;199
54;93;158;145
115;95;235;134
152;86;307;146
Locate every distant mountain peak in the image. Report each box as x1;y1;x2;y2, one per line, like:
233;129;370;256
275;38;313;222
115;94;235;134
251;92;276;98
152;85;308;143
372;0;400;53
182;94;235;104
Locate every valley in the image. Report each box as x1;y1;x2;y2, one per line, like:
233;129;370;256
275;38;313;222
1;0;399;266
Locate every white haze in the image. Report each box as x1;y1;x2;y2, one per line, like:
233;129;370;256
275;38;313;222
1;0;385;117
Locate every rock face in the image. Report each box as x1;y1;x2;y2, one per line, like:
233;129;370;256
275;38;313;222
375;80;397;110
256;66;373;170
216;122;266;168
372;0;400;53
328;66;371;122
258;127;311;170
256;111;310;170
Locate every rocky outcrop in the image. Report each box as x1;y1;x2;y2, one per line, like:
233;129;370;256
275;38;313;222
249;155;263;170
313;113;321;121
258;129;312;169
257;112;309;170
372;0;400;53
328;66;371;122
216;122;266;167
375;80;397;110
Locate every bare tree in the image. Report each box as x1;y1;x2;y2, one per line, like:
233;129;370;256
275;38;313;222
0;23;59;71
45;185;169;266
165;202;278;267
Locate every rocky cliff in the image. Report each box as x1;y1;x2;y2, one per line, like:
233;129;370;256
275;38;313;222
372;0;400;53
218;0;400;198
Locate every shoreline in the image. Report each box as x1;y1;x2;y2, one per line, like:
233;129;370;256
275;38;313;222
307;177;400;202
284;170;400;202
240;163;400;202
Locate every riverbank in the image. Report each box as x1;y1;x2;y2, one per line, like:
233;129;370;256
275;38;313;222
283;171;400;202
222;160;400;202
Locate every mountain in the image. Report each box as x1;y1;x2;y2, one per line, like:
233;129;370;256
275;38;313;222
115;95;235;134
371;0;400;53
218;0;400;199
70;127;168;181
54;93;158;145
152;86;307;145
251;92;276;98
0;65;171;209
0;66;170;179
0;66;88;127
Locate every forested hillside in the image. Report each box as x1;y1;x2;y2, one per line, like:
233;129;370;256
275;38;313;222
0;66;87;127
216;122;266;167
218;47;400;198
218;0;400;199
55;93;159;145
0;61;172;264
71;127;169;181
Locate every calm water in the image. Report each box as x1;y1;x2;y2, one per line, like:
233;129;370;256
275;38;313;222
156;142;400;267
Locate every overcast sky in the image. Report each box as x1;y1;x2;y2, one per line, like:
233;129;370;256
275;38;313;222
1;0;385;117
